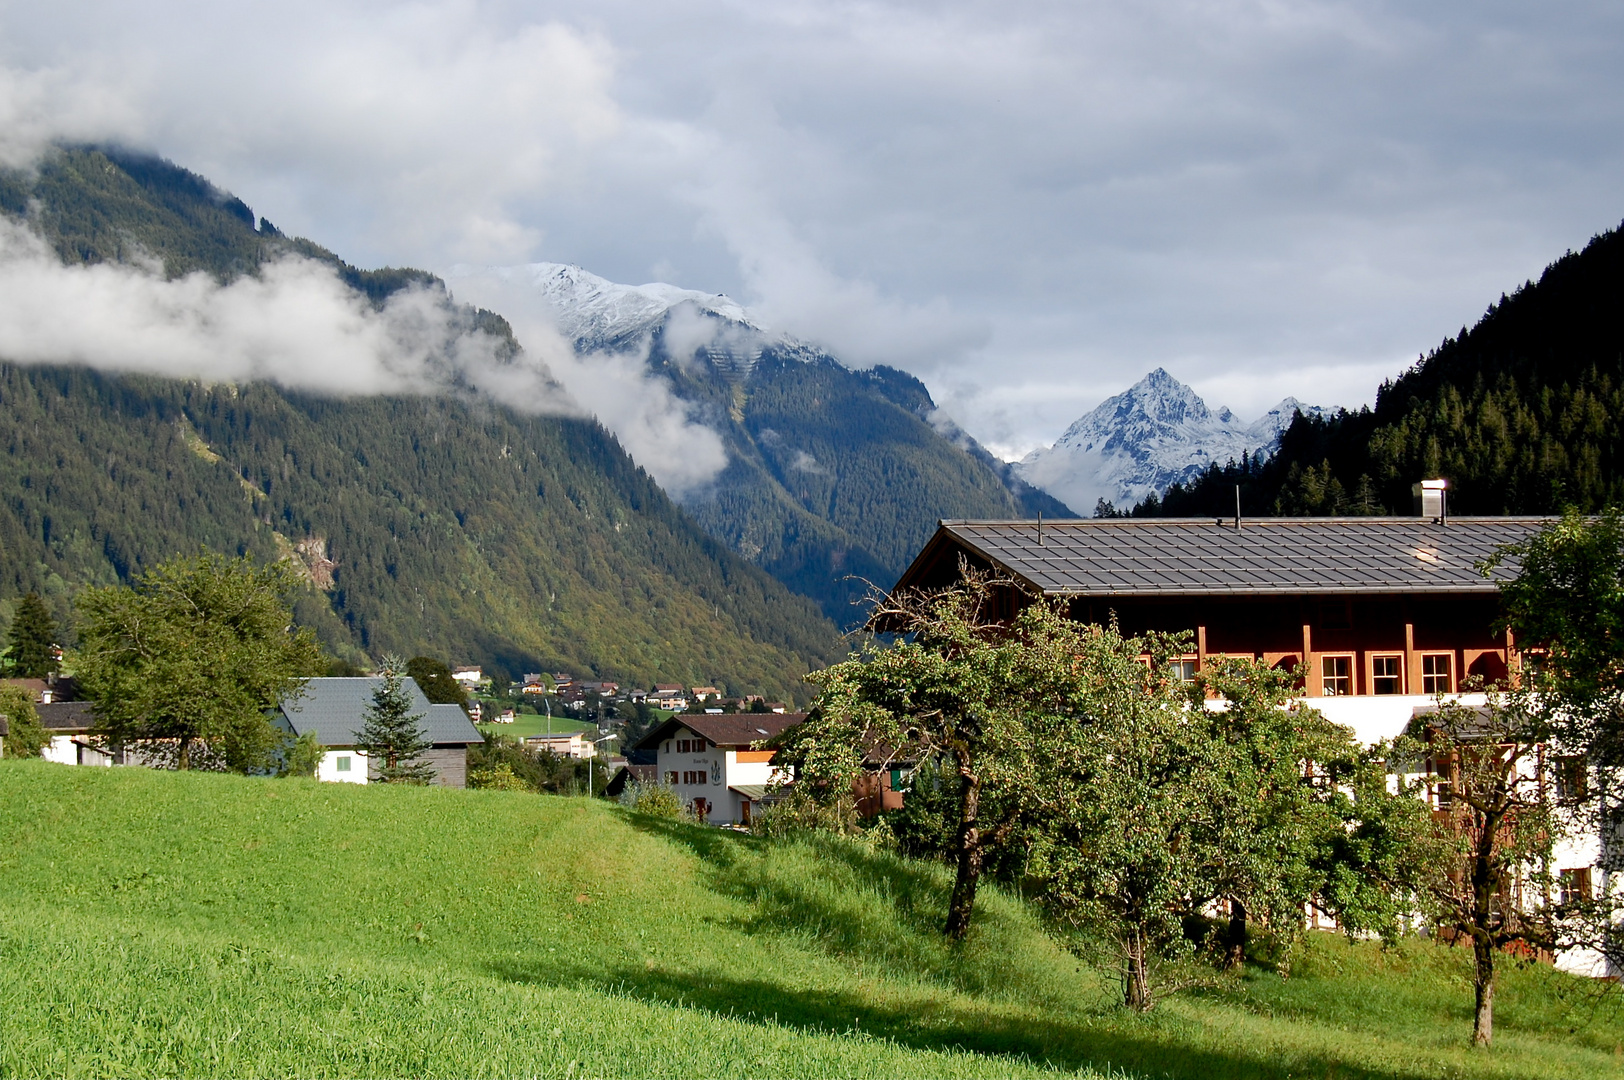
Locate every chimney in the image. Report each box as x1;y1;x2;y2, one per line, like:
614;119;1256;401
1412;478;1448;522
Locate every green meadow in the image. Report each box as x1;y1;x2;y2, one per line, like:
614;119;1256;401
0;760;1619;1079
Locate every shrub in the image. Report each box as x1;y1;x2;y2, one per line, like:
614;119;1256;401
620;780;683;818
0;686;50;758
277;731;324;778
469;762;532;792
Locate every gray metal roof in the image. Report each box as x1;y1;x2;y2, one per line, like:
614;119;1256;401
278;678;483;747
908;517;1553;597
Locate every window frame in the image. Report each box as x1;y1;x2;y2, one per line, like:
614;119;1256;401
1421;652;1455;694
1370;654;1403;696
336;755;351;772
1319;653;1354;697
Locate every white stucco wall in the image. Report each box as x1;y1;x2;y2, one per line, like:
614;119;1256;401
319;748;368;784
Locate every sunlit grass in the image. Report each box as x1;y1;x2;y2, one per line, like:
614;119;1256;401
1;759;1619;1078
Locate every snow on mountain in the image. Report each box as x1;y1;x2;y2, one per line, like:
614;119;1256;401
461;262;757;344
1014;368;1325;516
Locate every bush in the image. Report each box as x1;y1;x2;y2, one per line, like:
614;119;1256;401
469;762;532;792
619;780;684;818
277;731;324;778
749;788;859;839
0;686;50;759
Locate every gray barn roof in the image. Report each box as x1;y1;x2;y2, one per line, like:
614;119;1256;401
278;678;483;747
896;517;1554;598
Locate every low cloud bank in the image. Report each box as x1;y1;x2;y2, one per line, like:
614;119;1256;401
0;218;728;499
445;270;730;500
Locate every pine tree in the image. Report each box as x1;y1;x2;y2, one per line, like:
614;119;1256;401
5;593;59;679
355;656;436;784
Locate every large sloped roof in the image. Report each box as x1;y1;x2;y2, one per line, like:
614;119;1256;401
279;678;483;747
632;713;805;752
895;517;1553;598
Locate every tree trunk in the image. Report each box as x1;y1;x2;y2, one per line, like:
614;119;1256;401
943;757;982;940
1223;897;1247;970
1472;934;1494;1046
177;735;191;770
1123;925;1153;1011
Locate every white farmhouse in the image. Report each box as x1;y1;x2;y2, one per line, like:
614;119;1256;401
276;678;484;787
631;713;802;826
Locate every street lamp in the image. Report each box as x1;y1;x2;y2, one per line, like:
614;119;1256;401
586;733;616;797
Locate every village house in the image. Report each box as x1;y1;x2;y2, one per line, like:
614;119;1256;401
890;507;1616;977
276;677;483;787
525;730;595;759
451;666;483;687
648;684;687;711
631;713;802;826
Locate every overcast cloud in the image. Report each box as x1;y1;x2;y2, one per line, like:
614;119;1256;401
1;0;1620;458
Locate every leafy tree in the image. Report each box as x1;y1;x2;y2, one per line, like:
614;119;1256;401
4;593;59;679
354;656;436;784
1488;508;1624;758
1482;508;1624;981
0;685;50;758
466;730;589;794
406;656;469;709
1409;698;1558;1047
786;569;1098;940
74;552;321;772
278;731;325;778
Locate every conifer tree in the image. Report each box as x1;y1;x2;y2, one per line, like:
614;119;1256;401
355;656;436;784
5;593;59;679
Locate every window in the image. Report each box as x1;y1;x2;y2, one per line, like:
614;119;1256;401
336;756;351;772
1421;654;1454;694
1555;756;1588;802
664;771;678;785
1169;659;1197;683
1559;867;1593;908
677;739;690;753
1372;655;1402;695
1321;655;1352;696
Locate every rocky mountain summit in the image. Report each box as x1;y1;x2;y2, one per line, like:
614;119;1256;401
1015;368;1324;515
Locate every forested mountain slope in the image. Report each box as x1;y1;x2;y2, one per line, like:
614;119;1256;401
519;263;1072;624
0;147;842;697
1143;220;1624;517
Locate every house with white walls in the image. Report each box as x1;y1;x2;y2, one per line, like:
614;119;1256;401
631;713;802;826
276;678;483;787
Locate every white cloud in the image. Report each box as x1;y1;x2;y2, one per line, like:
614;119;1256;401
0;0;1620;456
0;216;533;396
444;270;730;499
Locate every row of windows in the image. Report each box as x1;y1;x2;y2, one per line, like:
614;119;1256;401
1165;652;1462;695
666;770;709;785
671;738;708;753
1321;653;1453;696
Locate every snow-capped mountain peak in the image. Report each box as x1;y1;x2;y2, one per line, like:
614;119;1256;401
460;262;761;347
1015;369;1325;515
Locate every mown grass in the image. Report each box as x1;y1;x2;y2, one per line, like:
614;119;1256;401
0;759;1619;1079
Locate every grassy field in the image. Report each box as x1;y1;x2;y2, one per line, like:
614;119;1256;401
0;760;1619;1078
477;714;596;740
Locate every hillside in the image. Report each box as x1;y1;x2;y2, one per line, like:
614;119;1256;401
2;761;1620;1078
0;147;843;697
489;262;1072;624
1143;219;1624;517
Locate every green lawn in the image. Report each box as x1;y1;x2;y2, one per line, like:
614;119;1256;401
477;713;596;740
1;760;1619;1079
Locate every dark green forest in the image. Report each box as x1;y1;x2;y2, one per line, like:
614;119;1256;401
0;146;843;699
1142;220;1624;518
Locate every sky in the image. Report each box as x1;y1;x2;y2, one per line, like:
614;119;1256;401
1;0;1621;459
